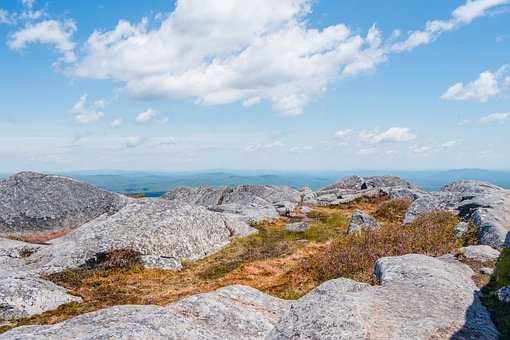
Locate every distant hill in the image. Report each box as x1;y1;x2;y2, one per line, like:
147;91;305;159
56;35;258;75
1;169;509;196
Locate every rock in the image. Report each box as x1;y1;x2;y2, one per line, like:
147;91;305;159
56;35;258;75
220;214;258;237
299;206;312;214
496;286;510;303
29;199;246;273
1;285;289;339
480;267;494;276
285;222;309;232
403;192;464;224
0;274;81;320
322;175;415;191
347;210;380;234
165;185;301;222
459;245;501;262
454;221;469;238
0;172;128;235
268;254;499;339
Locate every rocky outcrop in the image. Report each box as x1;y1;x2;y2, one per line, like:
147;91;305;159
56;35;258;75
1;285;289;339
4;254;497;339
28;199;255;273
404;180;510;247
0;274;81;320
164;185;301;222
0;172;128;235
268;254;499;339
459;245;501;262
312;176;424;206
285;222;309;232
347;210;380;234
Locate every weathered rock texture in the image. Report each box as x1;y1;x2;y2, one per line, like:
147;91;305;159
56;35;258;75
311;176;424;206
2;254;498;339
0;172;128;235
1;285;288;339
404;180;510;247
29;199;254;273
347;210;381;234
164;185;301;222
459;245;501;262
268;254;499;339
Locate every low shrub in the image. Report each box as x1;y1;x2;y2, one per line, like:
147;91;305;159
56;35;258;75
373;198;411;223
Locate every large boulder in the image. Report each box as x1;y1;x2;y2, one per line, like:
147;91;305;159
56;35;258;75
404;180;510;247
28;199;255;273
0;285;289;339
0;172;128;235
164;185;301;222
459;245;501;262
268;254;499;339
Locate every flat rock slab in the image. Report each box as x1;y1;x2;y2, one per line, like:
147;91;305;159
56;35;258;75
29;199;251;273
268;254;499;340
459;245;501;262
1;285;289;339
0;172;128;235
0;275;81;320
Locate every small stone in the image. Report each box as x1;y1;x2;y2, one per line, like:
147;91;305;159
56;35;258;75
300;206;312;214
285;222;309;232
454;222;469;238
347;210;380;234
459;245;501;262
496;286;510;303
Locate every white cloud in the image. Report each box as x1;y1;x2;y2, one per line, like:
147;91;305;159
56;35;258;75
110;117;124;127
442;64;509;102
441;140;461;148
335;129;352;138
245;139;284;152
479;112;510;123
70;94;105;124
409;144;431;154
392;0;508;52
0;9;12;24
135;108;157;123
22;0;35;9
124;136;147;148
8;19;76;63
359;127;416;144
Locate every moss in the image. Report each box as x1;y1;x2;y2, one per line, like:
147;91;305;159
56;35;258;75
481;249;510;338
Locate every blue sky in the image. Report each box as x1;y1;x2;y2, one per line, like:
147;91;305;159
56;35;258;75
0;0;509;172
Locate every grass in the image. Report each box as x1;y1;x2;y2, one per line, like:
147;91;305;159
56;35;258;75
481;248;510;338
373;198;411;223
0;197;467;334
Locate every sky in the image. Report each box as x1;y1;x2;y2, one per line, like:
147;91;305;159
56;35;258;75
0;0;509;172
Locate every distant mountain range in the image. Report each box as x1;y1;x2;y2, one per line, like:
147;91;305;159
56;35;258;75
1;169;509;196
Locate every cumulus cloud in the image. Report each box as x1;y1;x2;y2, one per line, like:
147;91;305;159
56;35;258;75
70;94;105;124
442;64;509;102
359;127;416;144
110;117;124;127
479;112;510;123
335;129;352;138
392;0;508;52
135;108;157;123
8;19;77;62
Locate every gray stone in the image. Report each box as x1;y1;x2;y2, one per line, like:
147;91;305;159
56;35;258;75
285;222;309;232
322;175;415;192
29;199;247;273
459;245;501;262
454;221;469;238
496;286;510;303
403;192;464;224
299;206;312;214
165;185;301;222
268;254;499;340
0;172;128;235
1;285;289;339
347;210;380;234
0;274;81;320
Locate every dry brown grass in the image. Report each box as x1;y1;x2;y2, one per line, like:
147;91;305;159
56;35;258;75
373;198;411;223
1;198;466;333
6;228;72;245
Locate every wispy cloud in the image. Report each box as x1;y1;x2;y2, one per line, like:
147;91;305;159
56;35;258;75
70;94;105;124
